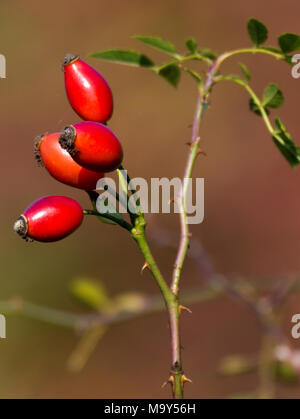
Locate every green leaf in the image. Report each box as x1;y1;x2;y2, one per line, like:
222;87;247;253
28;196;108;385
133;35;177;56
158;64;181;87
70;278;110;311
278;33;300;53
262;83;284;108
239;63;251;82
90;49;154;67
247;18;268;46
273;360;299;384
273;118;300;168
249;84;283;116
198;48;217;60
185;38;197;53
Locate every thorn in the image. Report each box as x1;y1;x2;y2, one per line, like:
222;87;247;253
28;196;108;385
186;138;203;152
141;262;150;274
179;304;192;314
186;142;196;152
181;374;193;385
197;148;207;156
168;197;175;204
161;375;174;389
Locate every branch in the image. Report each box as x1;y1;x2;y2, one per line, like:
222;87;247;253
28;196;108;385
0;285;222;331
171;92;206;296
168;88;210;397
216;47;285;68
215;76;274;132
214;75;289;151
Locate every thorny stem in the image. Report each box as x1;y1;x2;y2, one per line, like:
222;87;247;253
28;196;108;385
168;73;215;397
131;216;172;301
113;162;187;397
171;93;206;296
87;176;185;397
85;45;289;398
165;46;284;393
131;213;187;398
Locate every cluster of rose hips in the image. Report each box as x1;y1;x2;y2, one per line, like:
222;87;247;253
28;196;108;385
14;54;123;242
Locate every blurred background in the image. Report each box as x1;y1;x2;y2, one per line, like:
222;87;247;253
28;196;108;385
1;0;300;399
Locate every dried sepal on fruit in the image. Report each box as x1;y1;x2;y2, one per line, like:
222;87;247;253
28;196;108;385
14;196;84;242
63;54;113;123
59;121;123;173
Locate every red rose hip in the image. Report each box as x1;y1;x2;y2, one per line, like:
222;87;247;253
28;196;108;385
34;132;104;190
14;196;84;242
59;121;123;172
62;54;113;123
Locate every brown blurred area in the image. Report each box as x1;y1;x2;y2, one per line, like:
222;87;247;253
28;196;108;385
1;0;300;399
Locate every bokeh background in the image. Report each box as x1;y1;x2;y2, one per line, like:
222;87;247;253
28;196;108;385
1;0;300;399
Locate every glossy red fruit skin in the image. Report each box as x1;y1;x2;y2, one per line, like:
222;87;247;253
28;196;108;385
35;132;104;190
63;54;113;123
59;121;123;172
15;196;83;242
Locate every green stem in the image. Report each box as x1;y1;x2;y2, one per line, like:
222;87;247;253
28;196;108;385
131;216;173;303
214;75;286;147
117;165;140;224
216;47;285;67
180;66;203;90
154;53;212;73
131;215;186;398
